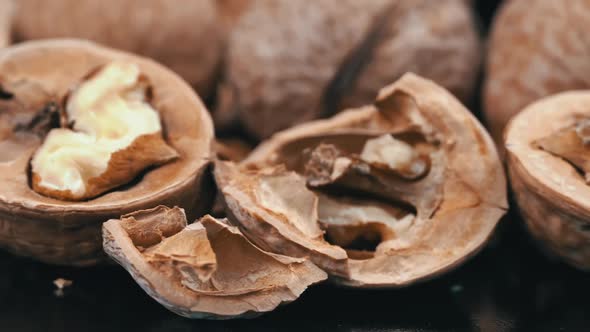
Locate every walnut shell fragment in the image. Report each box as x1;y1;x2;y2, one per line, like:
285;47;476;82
0;40;214;265
12;0;222;97
505;92;590;270
215;73;507;287
103;206;327;319
219;0;481;138
484;0;590;149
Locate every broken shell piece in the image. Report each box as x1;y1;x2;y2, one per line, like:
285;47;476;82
506;91;590;269
535;119;590;183
103;206;326;319
0;40;214;265
31;61;178;201
216;73;507;287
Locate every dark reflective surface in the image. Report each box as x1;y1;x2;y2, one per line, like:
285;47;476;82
1;217;589;332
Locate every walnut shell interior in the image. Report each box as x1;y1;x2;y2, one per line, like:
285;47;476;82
215;73;507;287
103;206;326;319
505;91;590;270
0;39;214;265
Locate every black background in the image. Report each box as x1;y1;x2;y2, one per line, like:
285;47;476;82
2;1;590;331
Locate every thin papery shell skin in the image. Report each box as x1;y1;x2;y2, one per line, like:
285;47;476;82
0;40;214;265
215;73;507;288
12;0;222;97
220;0;481;139
484;0;590;149
505;92;590;270
102;206;327;319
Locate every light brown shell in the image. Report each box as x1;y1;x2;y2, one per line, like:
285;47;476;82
484;0;590;148
12;0;223;97
0;0;12;48
103;206;326;319
215;73;507;287
219;0;481;139
0;39;214;265
505;91;590;269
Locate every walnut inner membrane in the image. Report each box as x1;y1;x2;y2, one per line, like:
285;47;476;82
221;131;442;260
536;119;590;183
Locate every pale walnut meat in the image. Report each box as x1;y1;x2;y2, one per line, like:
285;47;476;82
103;206;327;319
505;92;590;270
217;0;481;138
31;61;178;201
0;40;214;265
215;73;507;287
12;0;222;97
484;0;590;150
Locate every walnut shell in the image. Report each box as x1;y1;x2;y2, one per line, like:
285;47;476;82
12;0;222;97
0;39;214;265
505;91;590;270
0;0;12;48
484;0;590;148
218;0;481;139
103;206;326;319
215;73;507;287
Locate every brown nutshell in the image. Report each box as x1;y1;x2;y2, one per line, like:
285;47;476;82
103;206;327;319
484;0;590;150
0;39;214;265
505;91;590;270
12;0;223;97
215;73;507;287
218;0;481;139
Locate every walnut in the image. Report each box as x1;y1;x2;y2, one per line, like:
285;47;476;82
103;206;326;319
484;0;590;149
216;0;481;139
12;0;222;97
0;40;213;265
215;73;507;287
505;91;590;270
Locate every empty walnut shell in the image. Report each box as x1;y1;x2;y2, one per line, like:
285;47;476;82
505;91;590;270
103;206;326;319
0;39;214;265
12;0;222;97
218;0;481;138
215;73;507;287
484;0;590;149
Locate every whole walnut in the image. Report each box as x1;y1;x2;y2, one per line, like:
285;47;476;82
12;0;223;97
484;0;590;148
217;0;481;139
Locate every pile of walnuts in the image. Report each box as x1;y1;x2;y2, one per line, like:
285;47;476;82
0;0;587;319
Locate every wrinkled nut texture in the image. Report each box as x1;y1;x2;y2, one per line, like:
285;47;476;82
0;40;213;265
220;0;481;138
103;206;327;319
31;61;178;201
13;0;222;96
215;73;507;287
506;92;590;270
484;0;590;148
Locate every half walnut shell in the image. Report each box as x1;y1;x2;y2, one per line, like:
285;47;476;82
505;91;590;270
103;206;326;319
0;40;214;265
215;73;507;287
